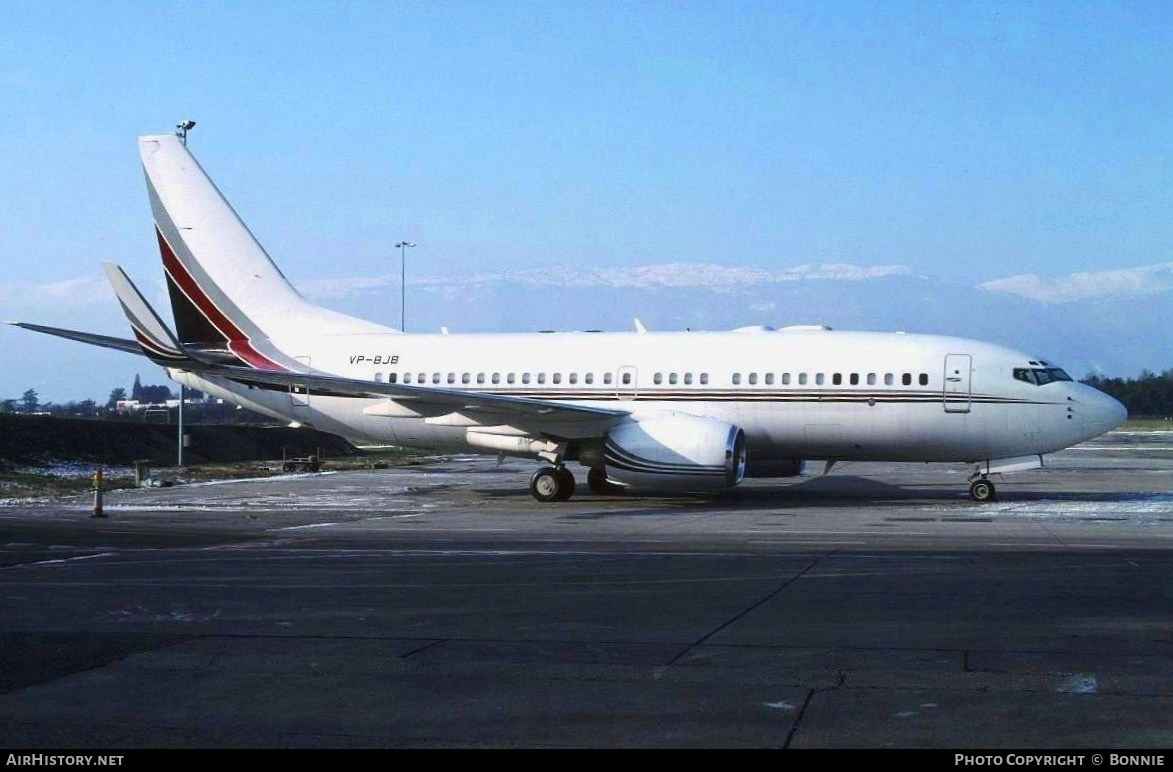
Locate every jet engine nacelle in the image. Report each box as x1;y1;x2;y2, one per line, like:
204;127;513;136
602;413;746;490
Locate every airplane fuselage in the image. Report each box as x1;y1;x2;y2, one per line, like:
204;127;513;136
175;326;1125;472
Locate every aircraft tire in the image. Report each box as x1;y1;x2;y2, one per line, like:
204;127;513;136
969;479;996;502
555;467;575;501
530;467;564;502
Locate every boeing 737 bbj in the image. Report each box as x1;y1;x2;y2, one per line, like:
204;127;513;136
13;133;1127;502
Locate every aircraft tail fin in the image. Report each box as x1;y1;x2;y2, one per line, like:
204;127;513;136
138;134;394;370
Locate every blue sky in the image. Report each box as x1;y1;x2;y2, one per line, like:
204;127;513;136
2;1;1172;401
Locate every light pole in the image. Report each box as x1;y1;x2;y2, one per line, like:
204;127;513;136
174;119;195;466
395;241;415;331
175;119;196;146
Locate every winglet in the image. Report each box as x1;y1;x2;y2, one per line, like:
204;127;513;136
102;262;192;365
633;318;647;334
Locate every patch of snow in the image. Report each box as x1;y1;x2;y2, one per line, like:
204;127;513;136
1056;674;1098;694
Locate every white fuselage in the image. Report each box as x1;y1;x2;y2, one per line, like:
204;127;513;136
173;327;1125;470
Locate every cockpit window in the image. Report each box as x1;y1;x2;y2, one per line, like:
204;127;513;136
1015;367;1072;386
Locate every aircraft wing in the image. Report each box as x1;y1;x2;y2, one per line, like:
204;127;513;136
13;316;628;438
101;262;195;366
12;263;211;369
208;364;629;439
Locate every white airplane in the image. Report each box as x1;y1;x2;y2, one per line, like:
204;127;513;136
13;133;1127;502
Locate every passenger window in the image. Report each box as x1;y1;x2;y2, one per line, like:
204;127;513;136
538;373;546;384
569;373;578;384
403;373;412;384
375;372;383;383
749;373;758;385
507;373;515;384
492;373;501;384
700;373;709;385
389;373;398;384
461;373;471;384
816;373;825;386
522;373;531;384
732;373;742;385
884;373;894;386
669;373;678;385
832;373;842;386
622;372;632;385
604;372;613;385
798;373;808;385
432;373;441;384
782;373;791;385
902;373;911;386
476;373;485;384
919;373;929;386
585;373;594;385
447;373;456;384
866;373;875;385
850;373;860;386
765;373;774;385
553;373;561;384
684;373;693;385
654;373;663;385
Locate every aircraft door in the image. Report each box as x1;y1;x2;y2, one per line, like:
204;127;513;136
615;366;638;401
943;354;971;413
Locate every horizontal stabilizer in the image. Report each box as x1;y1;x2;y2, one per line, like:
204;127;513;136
7;322;143;356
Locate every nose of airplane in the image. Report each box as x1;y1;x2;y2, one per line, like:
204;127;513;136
1079;385;1128;437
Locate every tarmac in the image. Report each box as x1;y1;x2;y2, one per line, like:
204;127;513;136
1;428;1171;748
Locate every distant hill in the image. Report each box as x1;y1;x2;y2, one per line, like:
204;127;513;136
302;263;1173;380
7;261;1172;403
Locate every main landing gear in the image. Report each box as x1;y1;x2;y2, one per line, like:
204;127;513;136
529;466;625;501
530;465;575;502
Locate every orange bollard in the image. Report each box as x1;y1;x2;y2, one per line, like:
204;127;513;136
91;468;106;518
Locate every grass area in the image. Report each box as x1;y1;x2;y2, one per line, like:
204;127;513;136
0;447;435;500
1123;419;1173;431
0;470;137;500
166;447;434;483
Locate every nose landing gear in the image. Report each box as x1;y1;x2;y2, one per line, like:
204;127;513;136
969;477;997;502
966;455;1043;502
